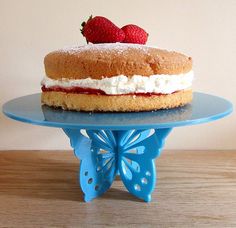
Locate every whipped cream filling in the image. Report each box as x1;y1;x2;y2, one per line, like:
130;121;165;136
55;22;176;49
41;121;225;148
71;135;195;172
41;71;194;95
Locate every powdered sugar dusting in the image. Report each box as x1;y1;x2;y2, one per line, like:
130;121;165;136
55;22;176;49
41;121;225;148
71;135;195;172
57;43;150;55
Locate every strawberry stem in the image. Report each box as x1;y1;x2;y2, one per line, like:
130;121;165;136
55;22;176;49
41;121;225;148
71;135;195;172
80;15;93;36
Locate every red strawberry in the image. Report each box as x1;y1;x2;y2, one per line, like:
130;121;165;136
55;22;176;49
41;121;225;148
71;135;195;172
81;16;125;44
121;24;148;44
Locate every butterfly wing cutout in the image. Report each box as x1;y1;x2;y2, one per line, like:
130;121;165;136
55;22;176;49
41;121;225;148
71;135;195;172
117;129;171;202
63;129;117;202
80;130;117;202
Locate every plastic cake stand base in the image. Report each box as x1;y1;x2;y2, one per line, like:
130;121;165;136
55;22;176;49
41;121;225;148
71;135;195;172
2;93;232;202
63;128;172;202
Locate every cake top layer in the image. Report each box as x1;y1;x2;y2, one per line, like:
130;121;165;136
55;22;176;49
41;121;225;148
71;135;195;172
44;43;192;80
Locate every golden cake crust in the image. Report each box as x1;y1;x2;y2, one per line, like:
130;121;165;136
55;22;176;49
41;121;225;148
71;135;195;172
41;90;192;112
44;43;192;80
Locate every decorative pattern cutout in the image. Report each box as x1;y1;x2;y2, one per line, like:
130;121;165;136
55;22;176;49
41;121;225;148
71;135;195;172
63;128;172;202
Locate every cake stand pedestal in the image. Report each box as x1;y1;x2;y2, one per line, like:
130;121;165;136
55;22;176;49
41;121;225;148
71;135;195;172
2;92;232;202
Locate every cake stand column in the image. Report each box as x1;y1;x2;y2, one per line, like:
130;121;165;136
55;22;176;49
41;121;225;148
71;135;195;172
63;128;172;202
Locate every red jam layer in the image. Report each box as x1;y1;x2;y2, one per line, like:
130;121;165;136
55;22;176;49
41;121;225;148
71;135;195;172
41;86;172;97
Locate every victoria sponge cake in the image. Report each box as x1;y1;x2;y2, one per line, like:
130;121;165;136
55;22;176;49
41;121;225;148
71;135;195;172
41;43;193;112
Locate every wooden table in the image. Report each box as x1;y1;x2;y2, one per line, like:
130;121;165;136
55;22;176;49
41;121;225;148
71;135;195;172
0;150;236;227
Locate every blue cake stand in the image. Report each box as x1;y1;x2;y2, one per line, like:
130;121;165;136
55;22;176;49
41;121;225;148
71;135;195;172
2;92;233;202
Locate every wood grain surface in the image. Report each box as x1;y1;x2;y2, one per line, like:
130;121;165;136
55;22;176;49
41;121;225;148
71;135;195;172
0;150;236;228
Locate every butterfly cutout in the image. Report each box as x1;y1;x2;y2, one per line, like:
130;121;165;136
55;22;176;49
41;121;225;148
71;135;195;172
64;128;172;202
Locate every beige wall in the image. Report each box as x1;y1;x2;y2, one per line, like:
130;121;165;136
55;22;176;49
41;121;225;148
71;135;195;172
0;0;235;150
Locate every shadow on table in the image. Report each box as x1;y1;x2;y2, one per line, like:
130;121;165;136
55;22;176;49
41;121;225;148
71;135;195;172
103;188;144;202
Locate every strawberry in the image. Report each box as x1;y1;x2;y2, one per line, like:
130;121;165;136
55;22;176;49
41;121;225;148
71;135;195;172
81;16;125;44
121;24;148;44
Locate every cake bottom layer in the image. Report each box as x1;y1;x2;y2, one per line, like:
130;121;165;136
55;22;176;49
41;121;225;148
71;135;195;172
41;90;192;112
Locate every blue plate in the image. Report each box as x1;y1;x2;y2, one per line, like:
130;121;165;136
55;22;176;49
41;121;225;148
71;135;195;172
2;92;233;130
